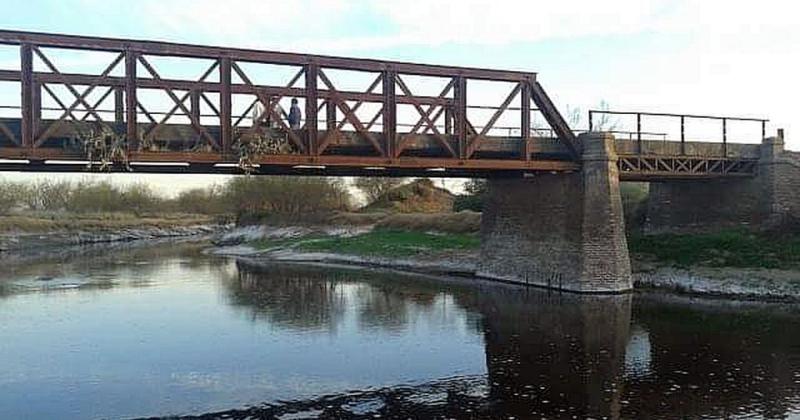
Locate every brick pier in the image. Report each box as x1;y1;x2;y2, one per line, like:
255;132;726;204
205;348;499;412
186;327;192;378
645;132;800;233
477;132;632;293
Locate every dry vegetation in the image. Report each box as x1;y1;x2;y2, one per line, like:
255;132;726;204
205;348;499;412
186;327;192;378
373;211;480;233
226;177;351;224
0;213;213;233
0;176;354;232
361;179;454;213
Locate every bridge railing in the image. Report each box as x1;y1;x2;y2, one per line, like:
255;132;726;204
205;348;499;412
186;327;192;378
0;29;581;169
588;110;768;156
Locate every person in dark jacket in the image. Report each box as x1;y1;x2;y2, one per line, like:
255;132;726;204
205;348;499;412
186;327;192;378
288;98;302;130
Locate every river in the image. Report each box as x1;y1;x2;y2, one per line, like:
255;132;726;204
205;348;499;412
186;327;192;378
0;242;799;419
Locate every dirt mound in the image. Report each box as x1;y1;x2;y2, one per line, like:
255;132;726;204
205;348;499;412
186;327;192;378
362;179;454;213
375;211;480;233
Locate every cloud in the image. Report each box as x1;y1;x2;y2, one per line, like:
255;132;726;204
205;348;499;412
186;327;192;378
136;0;671;53
369;1;662;46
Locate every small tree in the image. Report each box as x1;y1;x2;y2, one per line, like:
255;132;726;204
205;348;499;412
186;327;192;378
353;177;406;204
174;185;227;214
20;180;73;212
121;183;163;214
592;100;619;132
453;179;488;212
223;176;353;223
0;182;25;214
565;105;583;128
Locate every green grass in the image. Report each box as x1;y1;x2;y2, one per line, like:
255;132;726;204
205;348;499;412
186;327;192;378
277;230;480;257
628;229;800;269
249;235;326;250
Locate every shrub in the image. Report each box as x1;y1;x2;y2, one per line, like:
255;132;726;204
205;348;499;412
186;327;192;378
620;182;649;233
353;177;406;204
224;176;352;223
65;181;123;213
453;179;487;212
173;185;227;215
19;180;73;211
121;183;164;214
0;182;25;214
63;181;165;214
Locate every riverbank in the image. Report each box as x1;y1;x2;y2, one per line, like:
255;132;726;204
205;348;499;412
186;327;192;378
212;222;800;302
0;212;227;255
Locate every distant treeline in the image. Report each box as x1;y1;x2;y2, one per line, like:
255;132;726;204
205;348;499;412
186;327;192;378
0;177;353;221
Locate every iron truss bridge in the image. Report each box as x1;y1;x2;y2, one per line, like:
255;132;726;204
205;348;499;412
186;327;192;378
0;30;768;179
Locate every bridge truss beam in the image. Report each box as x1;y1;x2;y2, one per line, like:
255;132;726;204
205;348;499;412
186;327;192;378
0;30;581;174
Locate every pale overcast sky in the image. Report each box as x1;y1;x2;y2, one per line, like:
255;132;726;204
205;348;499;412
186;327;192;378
0;0;797;195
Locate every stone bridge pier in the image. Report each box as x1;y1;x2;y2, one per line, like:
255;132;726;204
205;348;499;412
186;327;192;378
477;132;632;293
645;131;800;233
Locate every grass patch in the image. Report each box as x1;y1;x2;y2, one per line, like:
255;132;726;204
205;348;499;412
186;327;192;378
629;229;800;269
249;235;327;250
294;230;480;257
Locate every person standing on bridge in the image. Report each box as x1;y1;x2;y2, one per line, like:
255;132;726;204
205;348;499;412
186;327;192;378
288;98;302;130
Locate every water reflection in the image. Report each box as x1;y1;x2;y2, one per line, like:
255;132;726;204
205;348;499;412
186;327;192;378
626;296;800;419
224;264;349;332
0;245;798;419
224;262;479;336
0;241;228;297
211;262;800;419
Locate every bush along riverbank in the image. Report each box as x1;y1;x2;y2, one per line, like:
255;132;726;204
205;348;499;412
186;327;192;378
212;217;800;302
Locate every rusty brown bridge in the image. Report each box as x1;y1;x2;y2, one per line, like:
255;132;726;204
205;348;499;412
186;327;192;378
0;30;795;294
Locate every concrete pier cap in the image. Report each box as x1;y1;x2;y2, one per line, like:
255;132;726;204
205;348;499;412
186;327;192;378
761;128;785;160
477;131;633;293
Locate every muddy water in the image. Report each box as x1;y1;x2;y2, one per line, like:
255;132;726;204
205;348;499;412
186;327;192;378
0;243;798;419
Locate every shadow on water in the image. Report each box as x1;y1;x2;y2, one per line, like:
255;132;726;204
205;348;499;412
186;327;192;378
176;261;800;420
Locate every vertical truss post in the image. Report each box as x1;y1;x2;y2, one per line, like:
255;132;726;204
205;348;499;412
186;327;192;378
454;76;467;159
680;115;685;155
264;96;272;127
326;99;336;132
305;63;319;156
190;90;201;125
32;81;41;136
444;107;452;135
124;49;138;150
383;68;396;157
219;57;232;154
636;112;642;154
722;117;727;157
114;87;124;125
762;120;766;141
20;43;33;148
588;111;594;132
521;78;531;160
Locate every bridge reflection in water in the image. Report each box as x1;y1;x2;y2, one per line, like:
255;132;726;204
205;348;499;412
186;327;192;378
215;262;800;420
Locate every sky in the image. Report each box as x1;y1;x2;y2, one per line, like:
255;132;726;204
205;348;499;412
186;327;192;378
0;0;798;195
